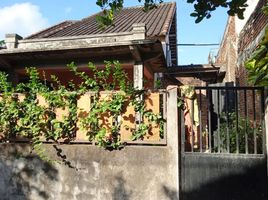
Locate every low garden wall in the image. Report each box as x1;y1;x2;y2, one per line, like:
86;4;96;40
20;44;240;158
0;86;179;200
0;143;177;200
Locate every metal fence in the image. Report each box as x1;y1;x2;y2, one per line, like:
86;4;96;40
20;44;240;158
181;86;265;154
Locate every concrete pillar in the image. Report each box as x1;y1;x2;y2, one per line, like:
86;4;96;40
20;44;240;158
154;73;158;88
166;85;180;199
132;23;146;40
133;62;143;89
5;34;22;49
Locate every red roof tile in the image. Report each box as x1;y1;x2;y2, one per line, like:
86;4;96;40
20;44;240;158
26;2;176;39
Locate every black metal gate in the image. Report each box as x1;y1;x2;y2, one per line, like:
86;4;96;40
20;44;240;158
180;86;268;200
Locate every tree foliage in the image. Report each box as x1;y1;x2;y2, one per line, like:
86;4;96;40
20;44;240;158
187;0;248;23
95;0;248;27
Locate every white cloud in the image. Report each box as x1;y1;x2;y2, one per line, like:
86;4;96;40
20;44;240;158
0;2;49;40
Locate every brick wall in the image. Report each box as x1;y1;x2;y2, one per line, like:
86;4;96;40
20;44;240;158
215;16;237;83
237;0;268;86
234;1;268;126
238;0;268;53
216;0;268;86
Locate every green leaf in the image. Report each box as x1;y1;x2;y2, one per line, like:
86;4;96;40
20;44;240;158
190;12;198;17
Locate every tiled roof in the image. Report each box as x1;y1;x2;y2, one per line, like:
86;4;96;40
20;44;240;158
26;2;176;39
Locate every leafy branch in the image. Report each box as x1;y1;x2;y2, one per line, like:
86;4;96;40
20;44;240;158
187;0;247;23
95;0;247;27
96;0;163;28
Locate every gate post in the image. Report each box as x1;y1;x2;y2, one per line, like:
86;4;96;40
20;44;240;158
166;85;180;199
265;88;268;175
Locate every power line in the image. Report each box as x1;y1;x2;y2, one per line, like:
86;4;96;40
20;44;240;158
177;43;220;46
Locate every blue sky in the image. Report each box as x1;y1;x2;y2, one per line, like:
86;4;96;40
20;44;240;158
0;0;228;65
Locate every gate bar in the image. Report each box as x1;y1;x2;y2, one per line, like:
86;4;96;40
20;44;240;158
226;88;230;153
252;89;257;154
217;89;221;153
235;89;239;153
244;89;249;154
199;89;203;152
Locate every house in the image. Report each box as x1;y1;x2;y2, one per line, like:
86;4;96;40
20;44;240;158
0;2;177;89
215;0;268;147
163;64;224;87
0;4;182;199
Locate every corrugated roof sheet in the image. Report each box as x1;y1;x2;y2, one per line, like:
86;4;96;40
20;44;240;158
26;2;176;39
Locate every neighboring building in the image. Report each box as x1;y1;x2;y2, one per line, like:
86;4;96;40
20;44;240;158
0;2;177;89
215;16;237;83
237;0;268;86
216;0;268;86
163;64;224;87
215;0;268;125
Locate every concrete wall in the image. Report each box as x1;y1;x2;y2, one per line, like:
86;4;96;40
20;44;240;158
0;144;176;200
0;86;179;200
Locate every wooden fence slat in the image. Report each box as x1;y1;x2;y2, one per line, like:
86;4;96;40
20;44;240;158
99;93;113;138
55;108;69;121
76;94;91;140
144;92;160;141
17;94;25;102
37;95;48;108
0;91;163;144
120;101;136;141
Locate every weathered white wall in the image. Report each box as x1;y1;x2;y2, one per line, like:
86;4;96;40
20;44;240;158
235;0;259;35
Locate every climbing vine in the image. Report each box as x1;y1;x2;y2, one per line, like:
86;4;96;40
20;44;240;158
0;60;164;159
68;61;164;148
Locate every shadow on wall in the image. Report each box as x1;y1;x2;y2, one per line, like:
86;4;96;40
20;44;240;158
111;175;180;200
112;175;132;200
0;144;58;200
181;161;268;200
163;186;179;200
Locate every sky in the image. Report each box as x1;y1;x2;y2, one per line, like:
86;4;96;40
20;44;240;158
0;0;228;65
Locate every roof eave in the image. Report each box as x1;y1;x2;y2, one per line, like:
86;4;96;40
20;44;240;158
159;2;176;36
1;24;153;55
